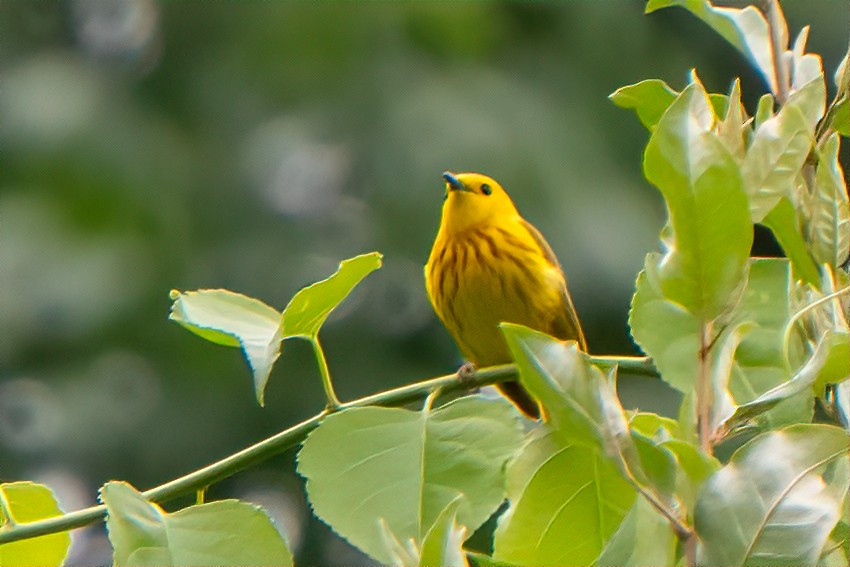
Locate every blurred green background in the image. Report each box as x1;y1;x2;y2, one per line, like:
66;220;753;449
1;1;847;563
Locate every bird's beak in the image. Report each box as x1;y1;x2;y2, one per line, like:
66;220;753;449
442;171;470;193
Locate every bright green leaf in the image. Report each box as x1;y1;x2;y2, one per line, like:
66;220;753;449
716;78;746;159
168;289;283;405
0;482;70;567
646;0;779;95
629;412;679;440
755;93;775;129
643;78;752;319
807;133;850;268
595;496;677;567
102;481;292;567
696;424;850;566
500;324;638;472
609;79;678;130
493;428;635;566
629;255;701;393
282;252;382;338
296;396;522;564
741;98;812;222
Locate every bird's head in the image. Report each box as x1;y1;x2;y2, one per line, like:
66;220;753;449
439;171;519;234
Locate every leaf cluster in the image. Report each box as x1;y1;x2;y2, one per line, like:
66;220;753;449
2;1;849;565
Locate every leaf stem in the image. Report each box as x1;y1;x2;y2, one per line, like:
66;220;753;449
588;354;657;377
311;338;341;411
697;322;714;455
0;486;17;527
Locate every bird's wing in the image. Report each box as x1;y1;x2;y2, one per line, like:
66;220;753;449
520;218;587;350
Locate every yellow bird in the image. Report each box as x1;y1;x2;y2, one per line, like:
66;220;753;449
425;171;586;419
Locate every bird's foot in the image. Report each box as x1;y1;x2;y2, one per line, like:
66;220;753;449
457;362;479;392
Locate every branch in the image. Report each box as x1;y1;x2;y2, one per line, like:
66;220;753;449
0;355;657;544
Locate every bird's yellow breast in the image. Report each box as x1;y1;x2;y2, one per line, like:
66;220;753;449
425;220;566;366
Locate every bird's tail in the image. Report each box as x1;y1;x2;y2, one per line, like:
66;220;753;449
496;381;541;420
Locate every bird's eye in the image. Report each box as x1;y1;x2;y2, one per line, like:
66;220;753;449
481;184;492;196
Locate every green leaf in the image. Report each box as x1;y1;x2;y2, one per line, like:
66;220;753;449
707;321;751;434
629;412;679;440
0;482;70;567
629;254;701;393
762;197;821;285
646;0;779;95
465;551;513;567
609;79;678;130
695;424;850;566
102;481;292;566
829;98;849;137
643;78;752;319
169;289;283;405
380;497;468;567
296;396;522;564
282;252;382;338
661;439;720;515
728;258;814;428
807;133;850;268
595;496;677;567
418;498;468;567
754;93;775;129
715;78;746;159
631;431;677;502
723;333;831;434
493;428;635;566
790;27;823;91
741;96;813;222
500;324;637;471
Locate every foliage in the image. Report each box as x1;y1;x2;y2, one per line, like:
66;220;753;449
1;1;849;566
